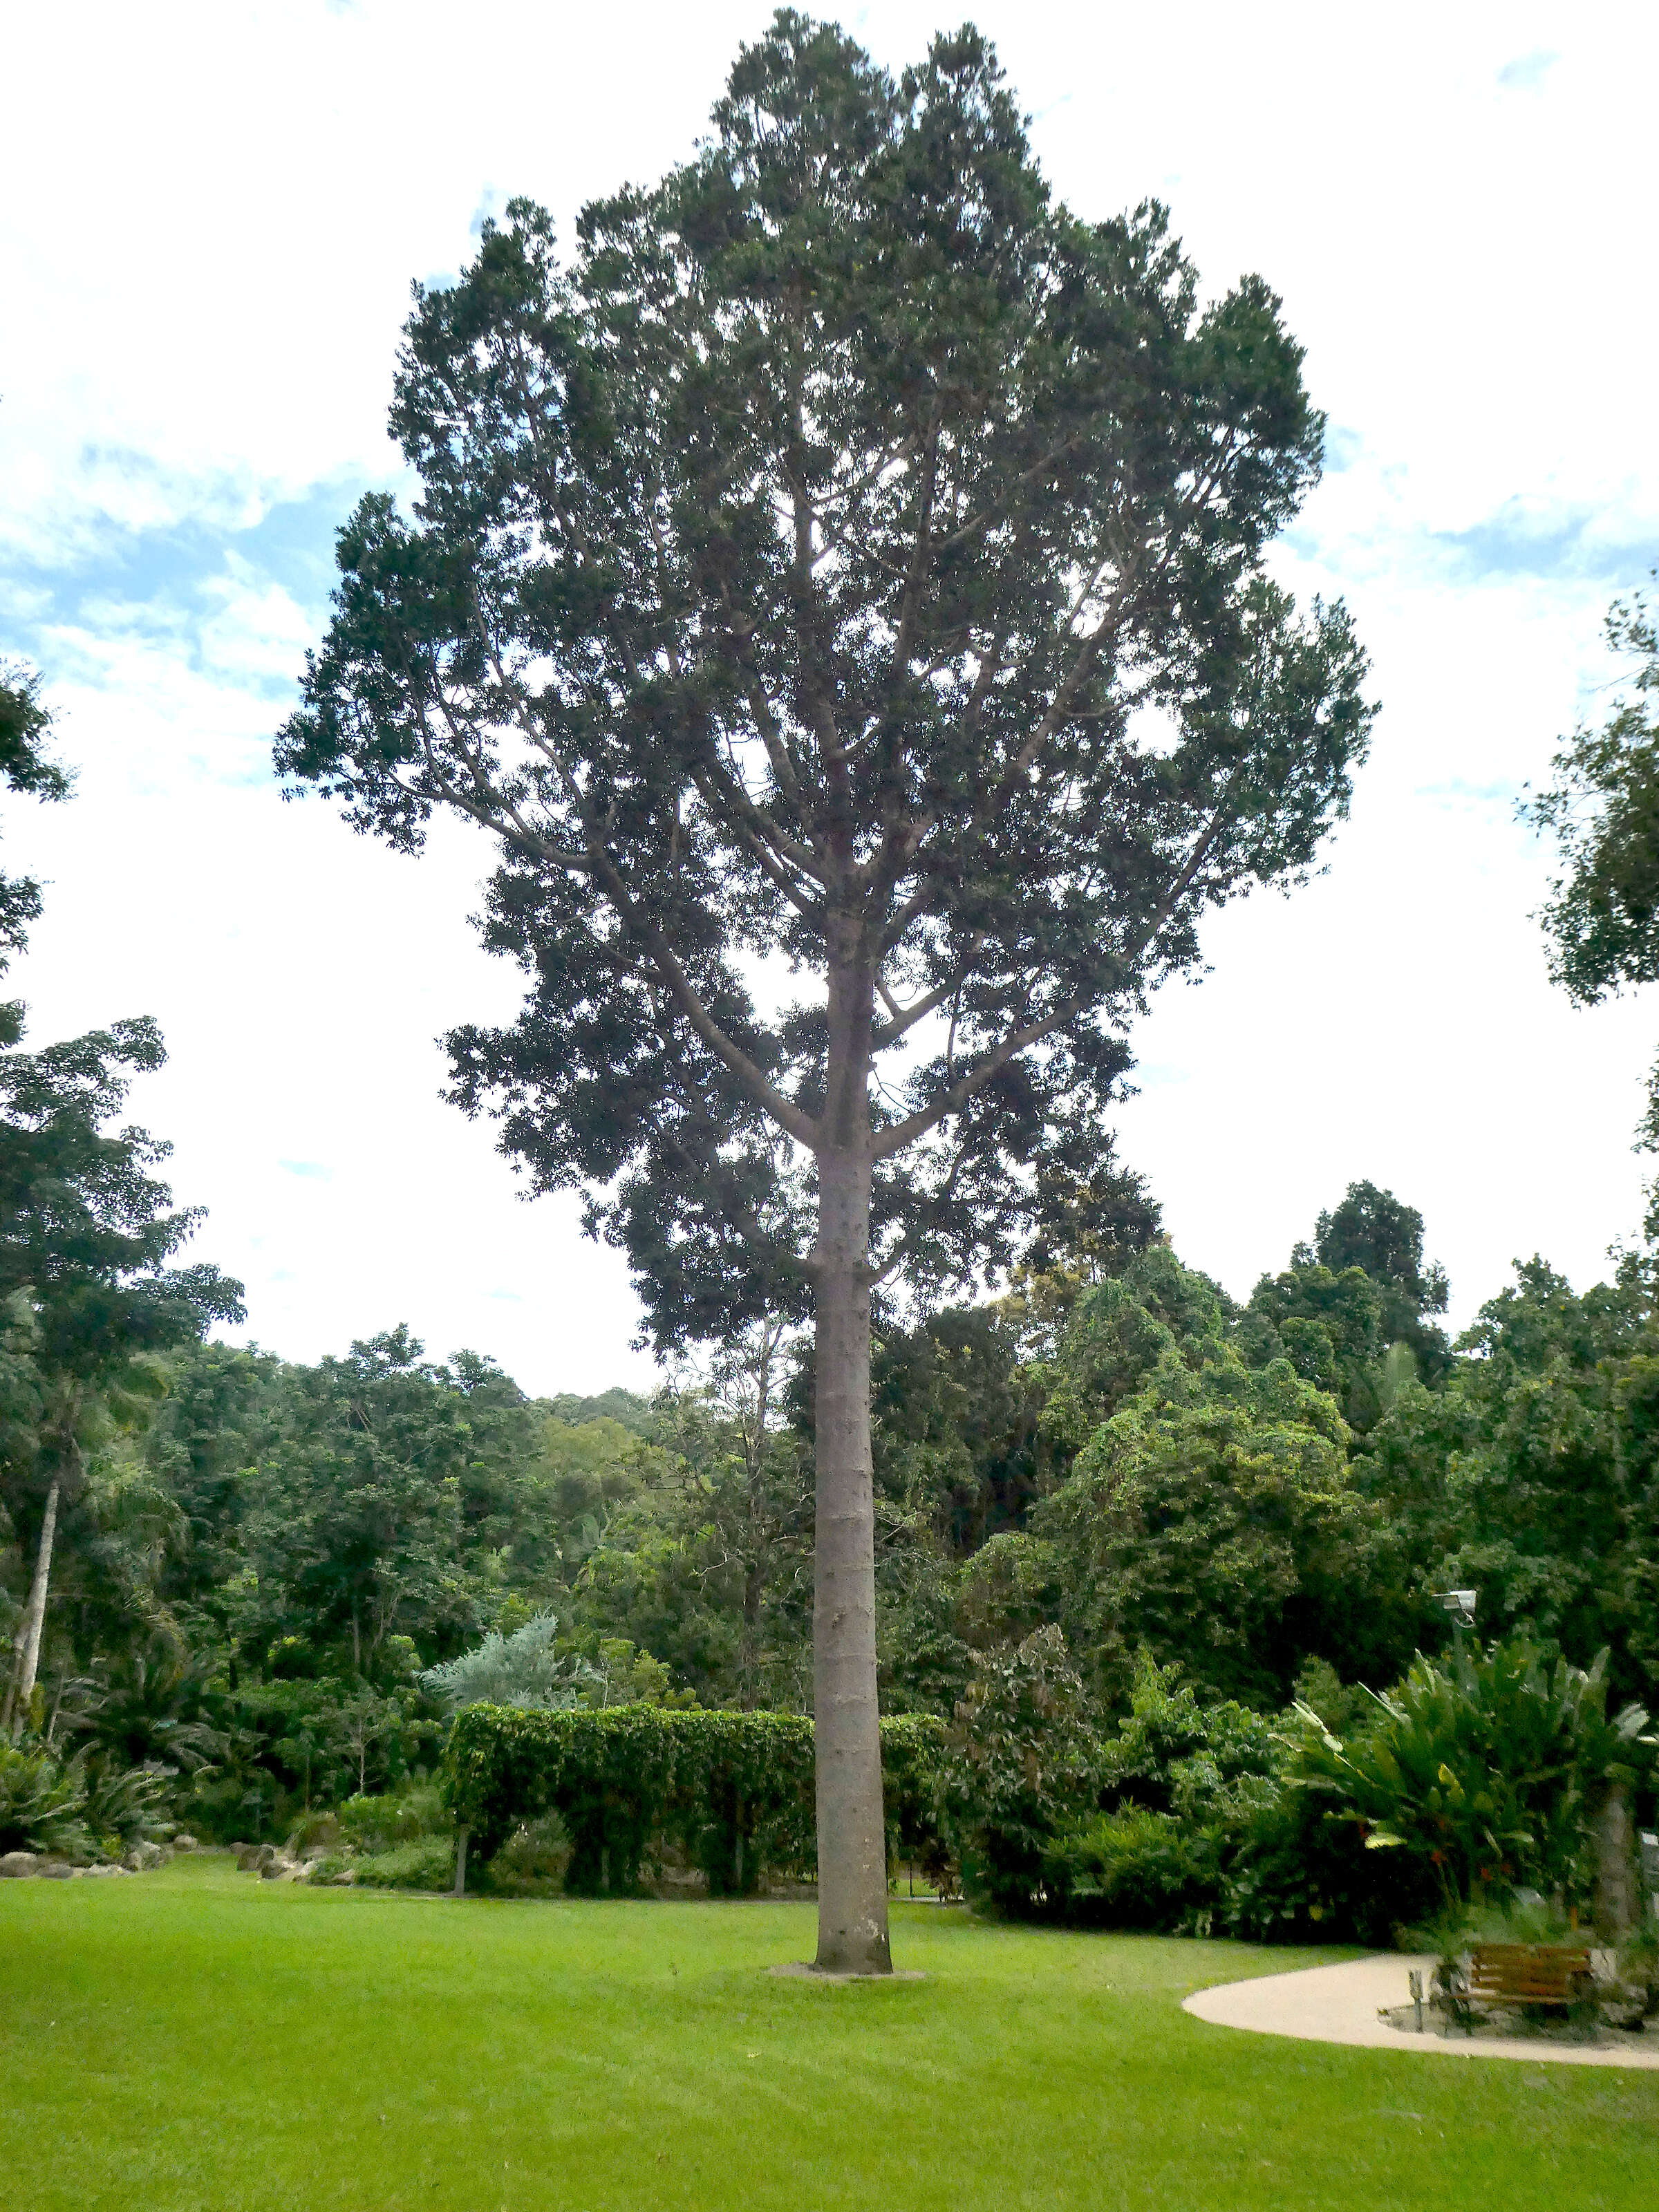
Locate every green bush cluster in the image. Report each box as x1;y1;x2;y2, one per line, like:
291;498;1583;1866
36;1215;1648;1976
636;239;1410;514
1022;1638;1656;1942
442;1705;946;1896
336;1783;447;1856
349;1836;457;1891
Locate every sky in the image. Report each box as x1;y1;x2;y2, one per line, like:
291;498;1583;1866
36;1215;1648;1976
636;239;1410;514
2;1;1655;1394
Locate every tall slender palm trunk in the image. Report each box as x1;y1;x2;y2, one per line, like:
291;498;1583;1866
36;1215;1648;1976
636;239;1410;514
1;1474;60;1732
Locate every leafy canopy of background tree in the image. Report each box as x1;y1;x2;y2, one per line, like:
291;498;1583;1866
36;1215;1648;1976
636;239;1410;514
0;1018;244;1725
276;10;1374;1967
1524;581;1659;1164
0;665;69;1041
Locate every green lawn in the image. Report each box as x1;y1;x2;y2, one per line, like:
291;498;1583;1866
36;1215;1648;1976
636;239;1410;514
2;1857;1653;2211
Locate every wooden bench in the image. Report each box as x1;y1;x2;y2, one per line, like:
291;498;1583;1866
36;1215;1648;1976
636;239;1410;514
1467;1942;1593;2010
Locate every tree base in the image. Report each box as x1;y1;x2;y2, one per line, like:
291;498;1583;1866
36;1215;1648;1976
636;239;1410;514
767;1962;925;1984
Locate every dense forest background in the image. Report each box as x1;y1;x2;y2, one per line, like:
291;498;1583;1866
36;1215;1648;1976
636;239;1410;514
7;1161;1656;1846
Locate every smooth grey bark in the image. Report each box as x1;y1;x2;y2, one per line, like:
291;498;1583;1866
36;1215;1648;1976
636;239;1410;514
1595;1784;1638;1939
1;1474;60;1732
453;1826;470;1899
811;1138;890;1975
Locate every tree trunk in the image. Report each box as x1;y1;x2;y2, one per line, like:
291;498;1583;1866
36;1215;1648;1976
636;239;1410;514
1595;1783;1638;1940
812;1143;890;1974
453;1826;470;1898
2;1475;61;1731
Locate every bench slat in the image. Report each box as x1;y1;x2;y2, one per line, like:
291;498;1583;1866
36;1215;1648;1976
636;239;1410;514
1466;1942;1591;2006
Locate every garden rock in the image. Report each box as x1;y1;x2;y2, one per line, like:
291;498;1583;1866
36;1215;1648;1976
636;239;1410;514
173;1833;198;1851
0;1850;40;1877
259;1855;299;1880
123;1840;168;1872
236;1844;276;1873
38;1860;74;1878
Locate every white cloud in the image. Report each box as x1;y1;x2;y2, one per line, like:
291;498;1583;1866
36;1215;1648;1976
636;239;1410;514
2;0;1656;1381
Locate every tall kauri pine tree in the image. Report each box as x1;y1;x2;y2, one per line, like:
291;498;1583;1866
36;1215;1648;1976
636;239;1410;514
277;15;1373;1970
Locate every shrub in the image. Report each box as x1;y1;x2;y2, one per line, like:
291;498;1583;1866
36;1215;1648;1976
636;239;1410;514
337;1782;447;1855
1044;1808;1221;1931
420;1613;596;1713
879;1712;949;1875
351;1836;458;1891
0;1738;89;1857
941;1627;1099;1914
1096;1654;1279;1823
82;1758;173;1853
287;1810;344;1856
1221;1780;1435;1945
478;1810;572;1896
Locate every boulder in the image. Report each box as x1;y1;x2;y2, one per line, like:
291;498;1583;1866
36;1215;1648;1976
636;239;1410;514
0;1851;39;1877
236;1843;276;1873
259;1855;297;1880
37;1860;75;1879
173;1833;198;1852
123;1839;167;1873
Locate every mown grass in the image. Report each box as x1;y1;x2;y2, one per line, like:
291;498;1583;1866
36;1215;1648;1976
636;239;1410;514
1;1857;1653;2211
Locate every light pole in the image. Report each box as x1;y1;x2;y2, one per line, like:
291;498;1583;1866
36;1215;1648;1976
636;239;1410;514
1434;1588;1478;1659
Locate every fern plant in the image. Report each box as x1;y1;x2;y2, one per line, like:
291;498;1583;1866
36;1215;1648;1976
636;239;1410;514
0;1736;89;1856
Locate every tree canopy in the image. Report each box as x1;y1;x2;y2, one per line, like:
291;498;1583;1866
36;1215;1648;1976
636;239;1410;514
1525;579;1659;1178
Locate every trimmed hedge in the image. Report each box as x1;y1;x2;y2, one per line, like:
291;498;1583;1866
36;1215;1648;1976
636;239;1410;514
441;1705;946;1896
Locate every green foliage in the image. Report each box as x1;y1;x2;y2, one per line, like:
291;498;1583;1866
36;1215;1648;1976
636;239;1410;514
81;1756;172;1850
350;1835;458;1891
1040;1249;1235;1453
869;1309;1044;1559
1525;583;1659;1008
1361;1255;1659;1696
1043;1656;1286;1938
0;1736;88;1855
1034;1651;1443;1944
874;1711;948;1871
478;1810;572;1896
440;1703;946;1898
1291;1635;1654;1911
0;661;68;1005
1044;1808;1220;1931
1096;1655;1280;1823
1038;1351;1377;1703
278;10;1369;1378
941;1625;1099;1913
420;1611;594;1712
336;1781;448;1854
1220;1775;1434;1946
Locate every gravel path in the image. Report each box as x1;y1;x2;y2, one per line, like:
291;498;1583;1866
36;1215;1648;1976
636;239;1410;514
1183;1954;1659;2070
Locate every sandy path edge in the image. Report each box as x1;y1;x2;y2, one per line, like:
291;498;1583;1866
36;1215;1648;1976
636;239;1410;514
1182;1953;1659;2070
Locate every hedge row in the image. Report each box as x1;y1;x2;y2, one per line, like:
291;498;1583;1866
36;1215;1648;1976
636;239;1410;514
440;1705;946;1896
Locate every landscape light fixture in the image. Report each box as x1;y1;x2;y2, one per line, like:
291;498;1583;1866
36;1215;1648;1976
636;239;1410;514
1434;1589;1478;1629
